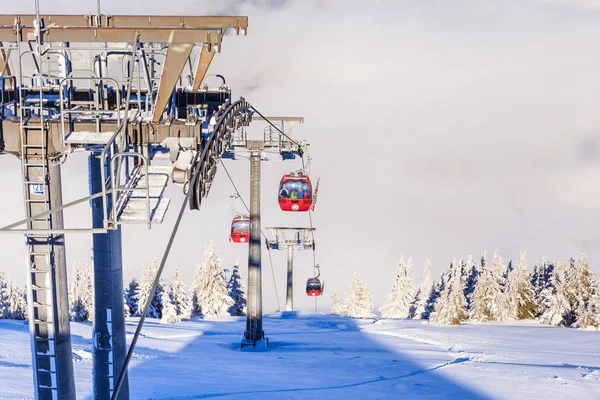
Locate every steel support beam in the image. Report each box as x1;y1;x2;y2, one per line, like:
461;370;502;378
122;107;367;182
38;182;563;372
89;152;129;400
24;158;76;399
286;246;293;312
0;27;221;44
0;15;248;32
242;141;266;346
192;43;216;89
151;34;194;123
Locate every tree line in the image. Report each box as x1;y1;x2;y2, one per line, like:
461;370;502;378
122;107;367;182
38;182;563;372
0;242;247;325
331;251;599;329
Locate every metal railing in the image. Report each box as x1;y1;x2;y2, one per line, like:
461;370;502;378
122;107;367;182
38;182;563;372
110;152;151;228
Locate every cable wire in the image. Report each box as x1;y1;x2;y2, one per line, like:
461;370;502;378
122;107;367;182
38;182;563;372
220;158;282;312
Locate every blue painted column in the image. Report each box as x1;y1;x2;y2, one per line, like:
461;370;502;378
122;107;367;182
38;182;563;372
89;151;129;399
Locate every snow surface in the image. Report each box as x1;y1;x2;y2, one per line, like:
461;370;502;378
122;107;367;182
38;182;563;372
0;314;599;399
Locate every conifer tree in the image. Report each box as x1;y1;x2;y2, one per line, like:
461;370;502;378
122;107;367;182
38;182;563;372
430;259;468;325
124;298;130;318
410;259;434;319
424;278;443;319
379;256;414;319
567;254;597;328
464;254;481;309
330;290;344;316
169;268;192;320
190;242;233;317
469;252;504;321
344;273;375;319
538;261;571;326
0;271;9;319
503;251;537;320
227;262;246;316
7;282;27;320
124;278;139;317
160;291;180;324
68;261;94;322
135;260;164;319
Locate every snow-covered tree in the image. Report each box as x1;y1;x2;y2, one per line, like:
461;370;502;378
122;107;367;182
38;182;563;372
344;273;375;319
190;242;233;317
169;268;192;320
410;259;434;319
68;261;94;323
469;251;505;321
124;278;139;317
565;254;598;328
532;256;550;298
464;254;481;309
430;259;468;326
160;291;180;324
424;277;443;319
0;272;27;320
572;290;599;329
503;251;537;320
538;261;571;326
227;262;246;316
379;255;414;319
330;290;344;316
0;271;9;319
123;298;130;318
134;260;164;319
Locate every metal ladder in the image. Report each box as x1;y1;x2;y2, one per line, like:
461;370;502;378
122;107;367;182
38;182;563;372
18;25;75;397
21;93;60;399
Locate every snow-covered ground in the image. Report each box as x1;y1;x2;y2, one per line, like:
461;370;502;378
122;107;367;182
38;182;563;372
1;313;599;399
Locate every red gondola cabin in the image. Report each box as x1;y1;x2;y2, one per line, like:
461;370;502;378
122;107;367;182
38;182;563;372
306;278;322;296
230;216;250;243
278;173;312;212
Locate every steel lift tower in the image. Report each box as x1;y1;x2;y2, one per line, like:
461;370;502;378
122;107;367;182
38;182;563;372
265;227;315;312
221;116;305;347
0;8;250;399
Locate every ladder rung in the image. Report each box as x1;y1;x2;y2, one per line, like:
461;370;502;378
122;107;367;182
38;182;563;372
24;162;48;167
32;302;53;308
34;336;55;342
31;285;52;290
30;268;51;273
30;257;51;264
33;319;53;324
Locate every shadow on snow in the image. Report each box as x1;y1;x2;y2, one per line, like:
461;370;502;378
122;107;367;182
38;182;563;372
117;313;490;400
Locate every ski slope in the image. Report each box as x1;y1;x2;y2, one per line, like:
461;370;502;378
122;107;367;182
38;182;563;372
0;313;599;399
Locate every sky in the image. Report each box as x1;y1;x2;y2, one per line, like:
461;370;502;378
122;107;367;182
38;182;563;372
0;0;599;312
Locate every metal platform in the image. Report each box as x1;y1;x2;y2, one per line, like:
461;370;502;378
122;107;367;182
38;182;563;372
64;131;115;145
116;165;173;224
